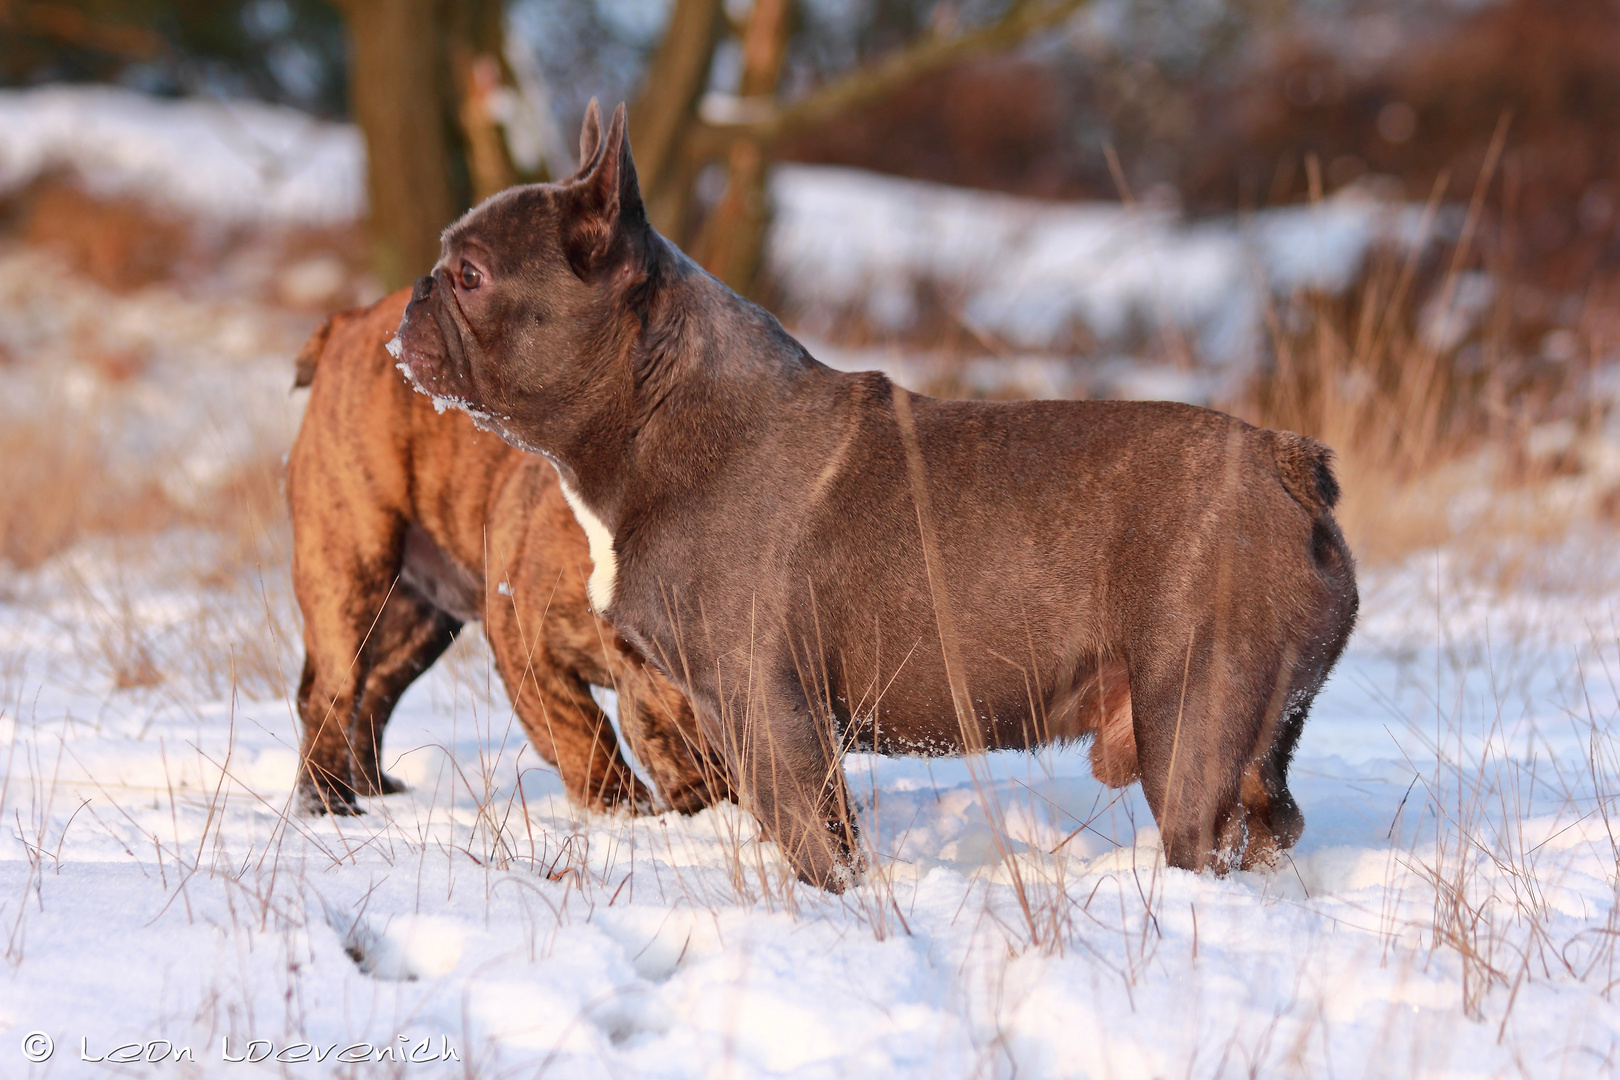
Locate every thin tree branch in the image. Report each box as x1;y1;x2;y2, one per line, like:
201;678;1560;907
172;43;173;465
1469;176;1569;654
700;0;1092;149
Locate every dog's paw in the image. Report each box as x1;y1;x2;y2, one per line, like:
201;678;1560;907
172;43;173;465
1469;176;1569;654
827;849;866;893
585;772;658;816
352;772;408;798
659;776;735;816
790;822;866;893
610;782;660;817
297;781;363;817
796;848;865;894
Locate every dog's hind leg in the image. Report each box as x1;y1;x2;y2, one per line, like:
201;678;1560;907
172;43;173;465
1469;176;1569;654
293;655;351;811
349;583;462;797
1128;639;1265;874
1238;698;1306;871
290;485;405;815
1241;582;1358;869
293;563;395;814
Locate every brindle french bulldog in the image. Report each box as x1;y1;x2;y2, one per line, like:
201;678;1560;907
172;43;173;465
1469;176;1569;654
394;102;1358;890
288;288;728;817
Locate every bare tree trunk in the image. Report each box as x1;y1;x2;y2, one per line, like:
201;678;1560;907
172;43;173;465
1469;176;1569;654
335;0;513;290
630;0;726;242
446;0;517;202
707;0;1094;147
336;0;459;289
692;0;794;293
454;53;517;202
631;0;1090;297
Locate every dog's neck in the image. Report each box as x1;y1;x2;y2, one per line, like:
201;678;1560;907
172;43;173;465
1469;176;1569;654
548;236;822;535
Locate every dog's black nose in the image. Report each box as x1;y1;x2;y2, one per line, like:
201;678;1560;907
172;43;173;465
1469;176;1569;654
411;274;435;303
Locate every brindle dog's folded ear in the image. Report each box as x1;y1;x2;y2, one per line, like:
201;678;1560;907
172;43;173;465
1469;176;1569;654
577;98;604;174
562;102;648;279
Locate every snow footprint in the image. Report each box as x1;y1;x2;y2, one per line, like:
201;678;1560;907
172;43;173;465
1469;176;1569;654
323;905;465;981
596;908;724;983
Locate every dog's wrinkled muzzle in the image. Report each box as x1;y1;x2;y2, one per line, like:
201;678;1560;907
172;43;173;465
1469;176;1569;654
394;273;489;424
395;282;453;391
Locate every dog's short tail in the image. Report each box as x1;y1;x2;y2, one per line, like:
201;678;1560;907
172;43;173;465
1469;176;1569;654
292;313;339;389
1269;430;1340;517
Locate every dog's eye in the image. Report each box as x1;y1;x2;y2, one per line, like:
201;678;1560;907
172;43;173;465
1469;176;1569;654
459;263;482;290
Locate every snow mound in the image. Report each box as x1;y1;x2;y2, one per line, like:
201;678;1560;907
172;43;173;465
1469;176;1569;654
0;85;1451;388
768;165;1445;376
0;84;364;227
327;910;466;981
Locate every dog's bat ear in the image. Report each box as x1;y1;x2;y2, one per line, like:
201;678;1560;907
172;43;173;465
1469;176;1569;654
606;103;644;221
564;102;648;278
577;98;604;173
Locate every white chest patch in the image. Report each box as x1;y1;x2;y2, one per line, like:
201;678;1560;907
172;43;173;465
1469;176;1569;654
556;474;617;611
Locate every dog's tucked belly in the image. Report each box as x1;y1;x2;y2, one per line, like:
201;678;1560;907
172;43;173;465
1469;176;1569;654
399;523;482;622
838;654;1137;779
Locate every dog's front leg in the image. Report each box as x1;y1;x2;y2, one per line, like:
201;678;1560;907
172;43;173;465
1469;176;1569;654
729;681;863;892
610;670;734;814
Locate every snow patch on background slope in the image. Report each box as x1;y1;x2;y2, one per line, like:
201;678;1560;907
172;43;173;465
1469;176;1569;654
0;85;1456;393
0;84;363;227
767;164;1446;380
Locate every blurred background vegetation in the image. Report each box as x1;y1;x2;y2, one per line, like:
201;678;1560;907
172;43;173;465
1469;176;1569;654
2;0;1618;568
6;0;1613;300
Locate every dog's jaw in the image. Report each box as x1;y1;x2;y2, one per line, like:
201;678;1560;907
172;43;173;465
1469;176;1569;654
396;355;473;414
556;471;616;610
390;321;521;440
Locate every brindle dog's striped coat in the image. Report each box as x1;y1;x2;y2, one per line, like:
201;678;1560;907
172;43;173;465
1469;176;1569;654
288;290;726;816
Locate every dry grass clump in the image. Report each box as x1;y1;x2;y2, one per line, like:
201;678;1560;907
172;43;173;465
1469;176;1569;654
0;408;109;572
2;173;375;308
1234;147;1613;568
0;401;289;576
34;525;296;701
0;229;311;578
0;350;297;699
0;405;166;572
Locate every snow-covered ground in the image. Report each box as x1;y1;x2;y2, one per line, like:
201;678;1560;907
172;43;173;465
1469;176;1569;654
1;519;1618;1078
0;240;1616;1080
